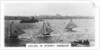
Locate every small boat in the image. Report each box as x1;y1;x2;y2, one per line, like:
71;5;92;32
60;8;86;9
65;19;77;32
7;21;25;39
37;21;53;38
71;39;90;46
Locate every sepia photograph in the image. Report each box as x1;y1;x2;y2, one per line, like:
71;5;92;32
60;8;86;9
3;1;96;48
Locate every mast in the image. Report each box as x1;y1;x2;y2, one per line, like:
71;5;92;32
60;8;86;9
37;21;46;35
9;21;25;38
9;21;13;38
37;21;53;36
43;21;47;35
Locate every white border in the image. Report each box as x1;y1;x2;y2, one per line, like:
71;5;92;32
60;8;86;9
0;1;99;49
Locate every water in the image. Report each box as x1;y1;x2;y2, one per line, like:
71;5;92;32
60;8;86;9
5;38;26;47
5;19;95;47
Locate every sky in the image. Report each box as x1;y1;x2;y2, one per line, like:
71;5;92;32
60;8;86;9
5;2;95;16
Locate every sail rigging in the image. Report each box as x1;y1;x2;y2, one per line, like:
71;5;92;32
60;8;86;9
37;21;53;36
65;19;77;31
9;21;25;38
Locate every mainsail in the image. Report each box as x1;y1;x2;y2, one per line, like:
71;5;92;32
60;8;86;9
65;19;77;31
37;21;53;36
9;21;25;38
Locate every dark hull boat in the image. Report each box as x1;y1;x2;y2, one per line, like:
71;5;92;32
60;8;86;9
71;39;90;47
65;19;77;32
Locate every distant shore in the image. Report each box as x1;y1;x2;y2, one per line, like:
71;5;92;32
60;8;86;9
5;16;94;20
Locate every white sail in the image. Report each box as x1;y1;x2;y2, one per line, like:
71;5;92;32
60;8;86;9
38;22;46;35
37;21;53;35
9;21;25;38
65;19;77;29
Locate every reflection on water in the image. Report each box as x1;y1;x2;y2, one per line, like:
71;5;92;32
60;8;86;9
5;38;26;47
5;36;54;47
5;19;95;47
36;36;53;43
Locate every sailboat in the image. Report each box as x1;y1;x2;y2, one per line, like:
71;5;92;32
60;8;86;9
7;21;25;39
65;19;77;32
37;21;53;37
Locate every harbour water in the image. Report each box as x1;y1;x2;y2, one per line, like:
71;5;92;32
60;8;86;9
5;19;95;47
